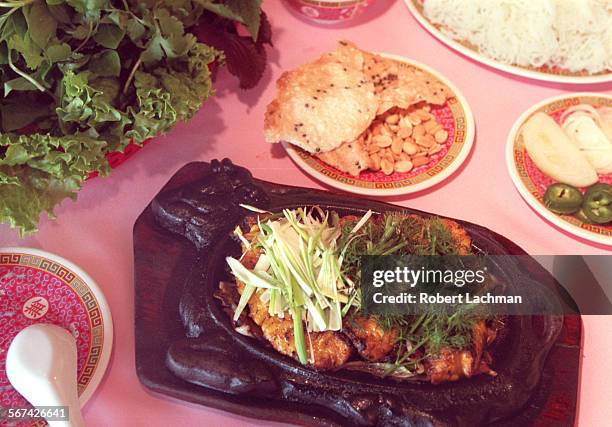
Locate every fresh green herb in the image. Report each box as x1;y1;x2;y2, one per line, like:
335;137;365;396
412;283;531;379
0;0;271;235
376;306;481;375
339;212;460;282
339;212;484;376
196;2;272;89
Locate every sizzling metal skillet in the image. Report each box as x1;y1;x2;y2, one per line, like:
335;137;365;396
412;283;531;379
133;159;581;426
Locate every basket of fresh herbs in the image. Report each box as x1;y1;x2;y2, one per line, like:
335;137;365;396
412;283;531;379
0;0;271;235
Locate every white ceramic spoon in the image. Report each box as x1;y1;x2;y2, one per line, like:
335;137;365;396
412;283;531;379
6;324;85;427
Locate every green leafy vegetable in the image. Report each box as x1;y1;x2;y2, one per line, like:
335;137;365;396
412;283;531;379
0;0;271;235
0;132;107;234
200;0;262;41
196;4;272;89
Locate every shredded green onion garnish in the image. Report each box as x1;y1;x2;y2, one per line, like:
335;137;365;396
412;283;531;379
239;204;271;214
226;207;369;365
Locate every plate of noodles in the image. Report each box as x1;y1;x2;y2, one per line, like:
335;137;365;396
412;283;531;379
405;0;612;84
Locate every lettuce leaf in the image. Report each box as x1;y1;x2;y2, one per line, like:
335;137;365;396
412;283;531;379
0;132;108;235
124;71;177;143
56;70;123;129
146;43;219;122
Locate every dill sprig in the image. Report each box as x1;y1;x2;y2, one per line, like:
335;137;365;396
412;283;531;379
339;213;462;282
339;212;483;376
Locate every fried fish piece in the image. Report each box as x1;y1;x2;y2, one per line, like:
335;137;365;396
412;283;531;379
344;315;398;361
242;283;353;369
426;321;497;384
259;315;353;370
236;227;352;370
438;218;472;255
264;41;377;154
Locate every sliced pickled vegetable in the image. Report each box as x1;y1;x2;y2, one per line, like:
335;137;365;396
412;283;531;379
583;185;612;224
543;183;583;214
561;105;612;174
585;183;612;197
575;208;595;224
523;113;598;187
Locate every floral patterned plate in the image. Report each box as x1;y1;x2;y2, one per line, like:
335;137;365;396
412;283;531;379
0;248;113;425
506;93;612;247
404;0;612;84
283;53;475;197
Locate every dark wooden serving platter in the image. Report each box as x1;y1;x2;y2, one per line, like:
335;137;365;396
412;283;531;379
134;160;582;427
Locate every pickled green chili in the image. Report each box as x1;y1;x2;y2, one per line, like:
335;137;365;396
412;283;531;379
543;183;583;214
582;184;612;224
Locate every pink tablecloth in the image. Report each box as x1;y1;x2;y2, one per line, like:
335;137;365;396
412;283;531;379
1;1;611;426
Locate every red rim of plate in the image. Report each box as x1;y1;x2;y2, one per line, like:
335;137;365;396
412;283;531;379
506;93;612;247
404;0;612;85
0;247;113;418
284;53;475;197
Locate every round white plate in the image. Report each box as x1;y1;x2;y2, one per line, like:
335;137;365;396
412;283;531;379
284;53;475;197
404;0;612;85
0;247;113;409
506;93;612;246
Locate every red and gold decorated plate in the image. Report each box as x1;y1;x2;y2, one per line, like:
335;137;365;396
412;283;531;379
283;53;475;197
0;248;113;424
404;0;612;85
506;93;612;247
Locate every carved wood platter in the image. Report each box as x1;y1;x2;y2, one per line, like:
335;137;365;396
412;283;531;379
134;160;581;426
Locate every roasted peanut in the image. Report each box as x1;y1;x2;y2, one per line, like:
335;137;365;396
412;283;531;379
367;144;380;154
412;156;430;167
413;124;426;139
402;141;418;155
428;144;442;155
391;138;403;155
399;116;413;128
385;114;400;125
374;135;392;147
415;109;432;121
434;129;448;143
370;153;381;171
430;124;444;135
415;134;435;148
424;120;439;133
381;158;394;175
408;114;422;126
397;126;412;139
394;160;413;173
383;151;394;163
354;98;447;177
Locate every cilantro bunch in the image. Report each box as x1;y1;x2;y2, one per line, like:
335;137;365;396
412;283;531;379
0;0;270;235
